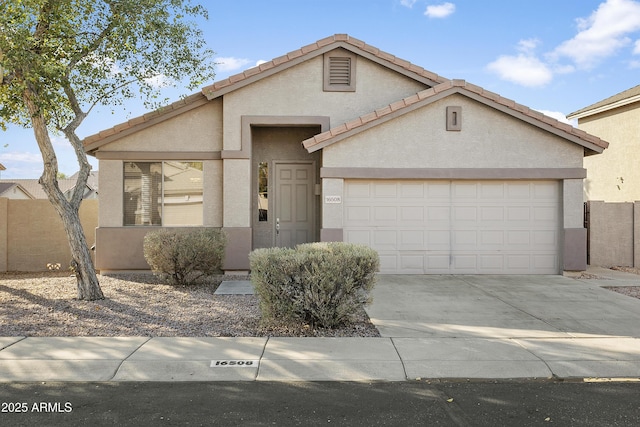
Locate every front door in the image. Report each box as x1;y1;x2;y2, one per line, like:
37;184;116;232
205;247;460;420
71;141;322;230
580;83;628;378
274;162;315;248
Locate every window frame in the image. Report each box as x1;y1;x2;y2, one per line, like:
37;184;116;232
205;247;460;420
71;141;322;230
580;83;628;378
123;161;204;227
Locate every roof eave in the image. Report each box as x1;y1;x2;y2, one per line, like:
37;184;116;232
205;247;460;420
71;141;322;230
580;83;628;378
567;94;640;120
202;37;447;101
304;81;610;156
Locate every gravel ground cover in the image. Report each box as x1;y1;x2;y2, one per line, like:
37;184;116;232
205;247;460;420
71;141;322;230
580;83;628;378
3;268;639;338
0;272;380;337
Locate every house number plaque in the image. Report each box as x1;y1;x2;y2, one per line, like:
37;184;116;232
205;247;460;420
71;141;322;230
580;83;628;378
325;196;342;204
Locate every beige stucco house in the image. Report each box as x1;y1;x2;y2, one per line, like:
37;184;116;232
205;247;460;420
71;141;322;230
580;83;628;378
567;84;640;202
84;34;608;275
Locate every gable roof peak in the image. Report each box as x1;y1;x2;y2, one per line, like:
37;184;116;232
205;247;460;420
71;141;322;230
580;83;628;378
303;79;608;156
201;33;448;100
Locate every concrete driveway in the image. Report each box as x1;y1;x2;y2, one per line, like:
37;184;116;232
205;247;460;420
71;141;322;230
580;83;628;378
365;271;640;379
366;273;640;339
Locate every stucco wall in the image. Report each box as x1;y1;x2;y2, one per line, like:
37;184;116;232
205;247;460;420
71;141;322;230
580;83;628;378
100;99;223;152
222;55;428;151
0;198;98;272
580;102;640;202
323;94;584;169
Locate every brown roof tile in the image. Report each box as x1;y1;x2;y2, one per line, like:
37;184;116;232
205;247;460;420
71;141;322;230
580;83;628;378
83;34;449;150
201;34;447;99
303;80;609;153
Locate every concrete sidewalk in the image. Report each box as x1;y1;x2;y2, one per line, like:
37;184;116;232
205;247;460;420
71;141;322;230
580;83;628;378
1;267;639;382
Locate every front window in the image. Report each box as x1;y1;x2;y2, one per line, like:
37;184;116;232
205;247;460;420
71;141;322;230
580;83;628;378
124;161;203;226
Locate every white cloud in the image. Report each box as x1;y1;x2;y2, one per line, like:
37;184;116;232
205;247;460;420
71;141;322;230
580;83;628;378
255;60;268;67
552;0;640;68
0;151;42;164
424;2;455;18
401;0;417;8
634;39;640;54
487;51;553;87
517;38;541;53
215;57;253;73
535;109;575;125
144;74;173;89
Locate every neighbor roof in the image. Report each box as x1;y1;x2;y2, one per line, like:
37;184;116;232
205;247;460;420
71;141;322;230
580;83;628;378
83;34;448;153
0;179;82;199
303;79;609;156
0;182;35;199
567;84;640;120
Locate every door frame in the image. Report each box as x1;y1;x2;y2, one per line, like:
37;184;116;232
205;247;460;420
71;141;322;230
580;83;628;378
272;160;317;247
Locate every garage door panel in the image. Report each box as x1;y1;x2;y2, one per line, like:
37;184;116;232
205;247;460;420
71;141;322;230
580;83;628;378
400;254;425;273
400;183;425;198
453;206;478;222
480;230;505;247
373;182;397;198
378;253;398;273
533;206;558;222
533;254;558;271
480;206;505;222
427;182;450;198
427;230;450;249
400;206;425;223
399;230;425;250
345;182;371;198
373;206;397;223
344;229;370;246
507;230;530;246
452;182;478;198
506;183;532;199
343;180;560;274
426;255;451;272
345;206;370;224
373;230;397;250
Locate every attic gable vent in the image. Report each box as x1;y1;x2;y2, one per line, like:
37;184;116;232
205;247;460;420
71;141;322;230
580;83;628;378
324;50;356;92
329;57;351;86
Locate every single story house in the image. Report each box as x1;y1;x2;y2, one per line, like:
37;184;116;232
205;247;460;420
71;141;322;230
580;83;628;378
0;182;35;199
84;34;608;275
0;171;98;200
567;84;640;202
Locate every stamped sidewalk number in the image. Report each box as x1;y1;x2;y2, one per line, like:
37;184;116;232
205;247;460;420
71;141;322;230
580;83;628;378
210;360;259;368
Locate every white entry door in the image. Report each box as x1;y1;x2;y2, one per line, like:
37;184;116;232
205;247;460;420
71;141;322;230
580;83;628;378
343;180;560;274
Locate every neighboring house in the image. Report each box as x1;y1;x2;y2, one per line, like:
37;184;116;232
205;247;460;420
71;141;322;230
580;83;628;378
567;84;640;202
0;172;98;200
84;34;608;275
0;182;35;199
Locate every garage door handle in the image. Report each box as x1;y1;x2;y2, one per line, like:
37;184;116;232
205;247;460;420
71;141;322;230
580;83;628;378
276;217;280;235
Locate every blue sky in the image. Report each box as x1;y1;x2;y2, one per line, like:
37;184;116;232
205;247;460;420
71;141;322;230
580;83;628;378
2;0;640;178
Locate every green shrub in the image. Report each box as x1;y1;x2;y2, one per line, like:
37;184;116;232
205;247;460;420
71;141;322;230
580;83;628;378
249;242;379;329
143;228;226;285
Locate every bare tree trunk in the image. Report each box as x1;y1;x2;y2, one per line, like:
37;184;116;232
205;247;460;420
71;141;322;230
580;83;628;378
23;87;104;301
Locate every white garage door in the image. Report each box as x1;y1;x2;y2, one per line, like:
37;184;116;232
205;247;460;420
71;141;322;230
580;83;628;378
343;180;560;274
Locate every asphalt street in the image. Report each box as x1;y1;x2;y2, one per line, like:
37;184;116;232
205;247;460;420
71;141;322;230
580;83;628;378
0;380;639;426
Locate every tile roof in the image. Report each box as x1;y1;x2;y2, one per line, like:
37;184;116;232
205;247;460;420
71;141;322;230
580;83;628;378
83;34;448;152
303;80;609;155
0;182;35;199
83;92;208;152
201;34;448;99
568;84;640;119
0;178;88;199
